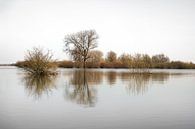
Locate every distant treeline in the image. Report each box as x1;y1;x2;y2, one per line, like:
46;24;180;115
0;64;15;66
13;30;195;70
15;51;195;69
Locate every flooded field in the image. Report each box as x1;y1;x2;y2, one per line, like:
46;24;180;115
0;67;195;129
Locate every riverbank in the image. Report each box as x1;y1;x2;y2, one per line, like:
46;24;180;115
13;60;195;69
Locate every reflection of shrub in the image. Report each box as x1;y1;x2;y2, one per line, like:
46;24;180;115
22;47;57;75
22;73;57;99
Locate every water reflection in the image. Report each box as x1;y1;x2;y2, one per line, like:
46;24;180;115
63;70;175;106
121;73;170;95
22;73;57;99
64;69;99;107
106;71;117;85
2;67;195;129
21;69;184;104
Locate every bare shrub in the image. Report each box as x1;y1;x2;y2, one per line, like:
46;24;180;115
23;47;57;75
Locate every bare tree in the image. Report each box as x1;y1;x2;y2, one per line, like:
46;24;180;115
142;54;152;69
106;51;117;63
118;53;132;68
87;50;103;68
64;30;98;68
152;54;170;64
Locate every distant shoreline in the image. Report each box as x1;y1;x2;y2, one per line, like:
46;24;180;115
0;64;15;66
1;63;195;69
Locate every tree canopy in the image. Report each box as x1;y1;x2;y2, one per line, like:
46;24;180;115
64;30;98;68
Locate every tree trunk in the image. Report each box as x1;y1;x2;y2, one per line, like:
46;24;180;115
83;59;86;69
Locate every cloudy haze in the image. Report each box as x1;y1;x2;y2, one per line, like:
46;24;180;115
0;0;195;63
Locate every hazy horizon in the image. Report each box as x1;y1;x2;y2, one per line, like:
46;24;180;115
0;0;195;64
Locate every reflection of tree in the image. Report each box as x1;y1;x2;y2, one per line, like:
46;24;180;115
22;73;57;99
151;73;170;83
64;70;172;102
106;71;117;85
64;69;102;107
84;70;103;85
120;72;170;95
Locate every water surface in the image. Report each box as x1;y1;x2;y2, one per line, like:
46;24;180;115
0;67;195;129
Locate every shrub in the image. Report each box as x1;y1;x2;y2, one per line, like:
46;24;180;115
22;47;57;75
57;60;74;68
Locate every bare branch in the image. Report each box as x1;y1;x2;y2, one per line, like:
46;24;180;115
64;29;99;68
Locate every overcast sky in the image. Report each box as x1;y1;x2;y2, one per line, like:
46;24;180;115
0;0;195;63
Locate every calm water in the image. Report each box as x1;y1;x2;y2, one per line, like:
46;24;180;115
0;66;195;129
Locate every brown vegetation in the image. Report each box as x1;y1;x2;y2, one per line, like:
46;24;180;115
57;60;74;68
56;52;195;69
22;72;57;99
64;30;98;68
14;30;195;70
16;51;195;69
16;47;57;75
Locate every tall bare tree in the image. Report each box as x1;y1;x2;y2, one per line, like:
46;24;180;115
64;30;98;68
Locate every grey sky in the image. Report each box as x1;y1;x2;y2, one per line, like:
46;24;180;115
0;0;195;63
